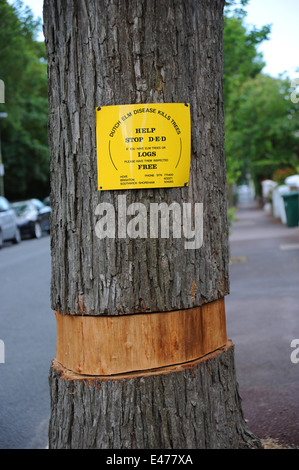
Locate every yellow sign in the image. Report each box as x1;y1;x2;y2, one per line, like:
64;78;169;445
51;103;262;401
96;103;191;190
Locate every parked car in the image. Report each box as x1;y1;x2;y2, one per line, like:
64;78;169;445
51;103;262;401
11;198;51;239
0;196;21;248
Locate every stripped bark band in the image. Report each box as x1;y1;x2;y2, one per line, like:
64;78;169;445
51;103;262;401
55;298;227;376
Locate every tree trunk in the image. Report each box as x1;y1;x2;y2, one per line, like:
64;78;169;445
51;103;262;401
43;0;262;449
48;342;261;449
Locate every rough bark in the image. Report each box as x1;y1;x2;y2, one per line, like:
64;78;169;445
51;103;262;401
44;0;262;449
48;343;262;449
44;0;229;316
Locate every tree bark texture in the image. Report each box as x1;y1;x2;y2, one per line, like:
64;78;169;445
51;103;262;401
48;343;262;449
44;0;262;449
44;0;229;316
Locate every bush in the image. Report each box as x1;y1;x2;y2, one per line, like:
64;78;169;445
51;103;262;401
272;168;296;185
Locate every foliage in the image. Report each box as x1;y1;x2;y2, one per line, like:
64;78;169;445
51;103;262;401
0;0;49;201
1;0;299;202
224;0;250;18
223;5;299;193
223;13;270;106
225;73;299;191
272;167;296;185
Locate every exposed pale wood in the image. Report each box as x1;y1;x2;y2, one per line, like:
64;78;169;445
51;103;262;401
48;342;263;449
55;298;227;375
52;340;235;382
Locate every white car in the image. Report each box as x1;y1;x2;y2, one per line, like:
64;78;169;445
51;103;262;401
0;196;21;248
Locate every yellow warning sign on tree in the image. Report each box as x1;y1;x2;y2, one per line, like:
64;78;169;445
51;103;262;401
96;103;191;190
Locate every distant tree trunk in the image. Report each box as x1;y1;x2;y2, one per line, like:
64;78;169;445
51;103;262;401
43;0;262;449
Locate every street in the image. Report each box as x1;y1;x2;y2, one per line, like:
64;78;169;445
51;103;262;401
0;235;56;449
0;203;298;448
226;202;299;447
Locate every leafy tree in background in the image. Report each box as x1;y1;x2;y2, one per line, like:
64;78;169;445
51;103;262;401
0;0;298;202
223;8;270;106
0;0;49;201
226;74;299;193
223;1;299;195
223;2;270;189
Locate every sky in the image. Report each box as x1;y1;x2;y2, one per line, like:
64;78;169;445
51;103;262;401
11;0;299;80
244;0;299;79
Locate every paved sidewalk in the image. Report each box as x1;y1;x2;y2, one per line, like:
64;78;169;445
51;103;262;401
225;202;299;448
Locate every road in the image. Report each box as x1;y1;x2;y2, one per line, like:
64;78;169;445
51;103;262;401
226;202;299;447
0;203;298;449
0;235;56;449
